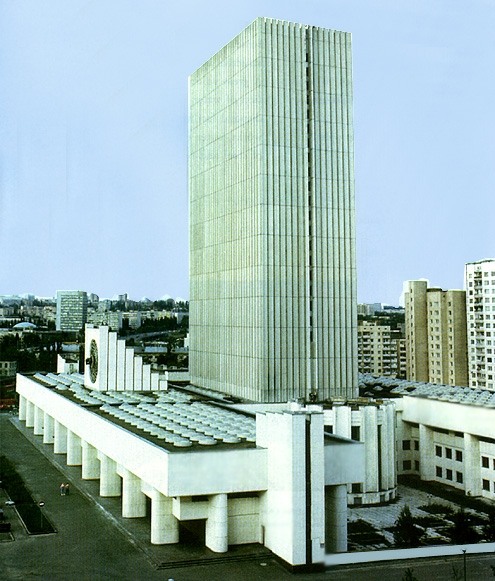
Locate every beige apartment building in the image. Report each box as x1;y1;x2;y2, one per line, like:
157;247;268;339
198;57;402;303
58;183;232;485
357;321;406;378
465;259;495;390
404;280;468;386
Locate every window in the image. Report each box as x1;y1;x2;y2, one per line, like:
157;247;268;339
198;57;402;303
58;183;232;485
456;472;463;484
403;460;412;470
402;440;411;451
482;456;490;468
456;450;463;462
446;469;453;481
351;426;360;441
351;483;362;493
445;447;452;459
435;446;442;457
483;479;490;491
415;460;420;471
436;466;442;478
414;440;419;451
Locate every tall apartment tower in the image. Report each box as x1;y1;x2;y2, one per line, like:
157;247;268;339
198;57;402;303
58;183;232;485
465;259;495;390
56;290;88;332
404;280;468;386
189;18;357;402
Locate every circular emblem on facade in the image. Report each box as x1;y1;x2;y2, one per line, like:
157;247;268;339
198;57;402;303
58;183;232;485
89;339;98;383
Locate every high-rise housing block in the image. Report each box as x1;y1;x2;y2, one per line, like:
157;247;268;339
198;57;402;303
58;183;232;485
56;290;88;332
465;259;495;390
404;280;467;386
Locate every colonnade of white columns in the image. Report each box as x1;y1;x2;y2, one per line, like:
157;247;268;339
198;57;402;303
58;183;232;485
17;395;233;553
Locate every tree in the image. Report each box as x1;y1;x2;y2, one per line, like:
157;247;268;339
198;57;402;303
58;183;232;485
483;512;495;541
394;505;423;548
449;509;479;544
402;568;419;581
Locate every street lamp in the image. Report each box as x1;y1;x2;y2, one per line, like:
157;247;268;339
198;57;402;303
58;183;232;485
38;501;45;531
462;549;467;581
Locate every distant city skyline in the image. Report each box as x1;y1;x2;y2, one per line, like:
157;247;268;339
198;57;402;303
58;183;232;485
2;1;494;303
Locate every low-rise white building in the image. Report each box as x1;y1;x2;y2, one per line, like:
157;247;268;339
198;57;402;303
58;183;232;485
16;325;365;570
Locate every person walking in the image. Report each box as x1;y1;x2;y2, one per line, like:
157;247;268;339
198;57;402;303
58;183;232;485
64;483;70;496
60;483;65;496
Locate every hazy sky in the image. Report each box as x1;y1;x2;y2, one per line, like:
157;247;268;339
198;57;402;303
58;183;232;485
1;1;494;303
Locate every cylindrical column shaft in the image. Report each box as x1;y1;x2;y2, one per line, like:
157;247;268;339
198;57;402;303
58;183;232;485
25;400;34;427
325;484;348;553
121;469;146;518
67;430;82;465
43;413;54;444
205;493;228;553
81;441;99;479
18;395;26;421
99;455;121;497
150;490;178;545
53;421;67;454
33;405;43;435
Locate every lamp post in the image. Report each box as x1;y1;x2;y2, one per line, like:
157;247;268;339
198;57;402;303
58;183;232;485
462;549;467;581
38;501;45;531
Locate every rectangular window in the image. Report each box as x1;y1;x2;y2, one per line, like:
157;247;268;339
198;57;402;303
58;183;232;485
402;440;411;451
446;469;453;481
351;426;360;441
414;440;419;451
445;447;452;459
456;472;463;484
436;466;442;478
415;460;420;471
482;456;490;468
456;450;463;462
435;446;442;457
483;479;490;491
403;460;412;470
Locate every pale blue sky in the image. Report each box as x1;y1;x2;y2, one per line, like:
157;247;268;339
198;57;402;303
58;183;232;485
1;0;494;303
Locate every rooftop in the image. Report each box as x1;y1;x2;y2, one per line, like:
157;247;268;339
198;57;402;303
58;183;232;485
360;373;495;409
30;372;257;452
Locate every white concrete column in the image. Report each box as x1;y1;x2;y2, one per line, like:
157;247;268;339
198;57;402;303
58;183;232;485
25;400;34;428
43;413;54;444
53;421;67;454
99;455;121;497
81;441;100;480
205;493;228;553
362;406;379;493
150;490;179;545
325;484;348;553
121;469;146;517
33;405;43;435
67;431;82;466
419;424;435;481
380;404;396;490
464;433;481;497
18;395;26;421
334;405;351;438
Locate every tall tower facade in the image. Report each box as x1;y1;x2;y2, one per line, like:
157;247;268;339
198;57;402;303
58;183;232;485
56;290;88;332
405;280;467;386
189;18;357;402
465;259;495;390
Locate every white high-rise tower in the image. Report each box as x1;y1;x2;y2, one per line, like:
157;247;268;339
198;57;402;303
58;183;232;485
189;17;357;402
465;258;495;390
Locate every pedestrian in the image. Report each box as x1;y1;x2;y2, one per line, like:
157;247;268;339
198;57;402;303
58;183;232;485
60;483;65;496
64;483;70;496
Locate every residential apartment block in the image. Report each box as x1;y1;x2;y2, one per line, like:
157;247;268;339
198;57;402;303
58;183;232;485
357;320;405;378
465;258;495;390
56;290;88;332
404;280;468;386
